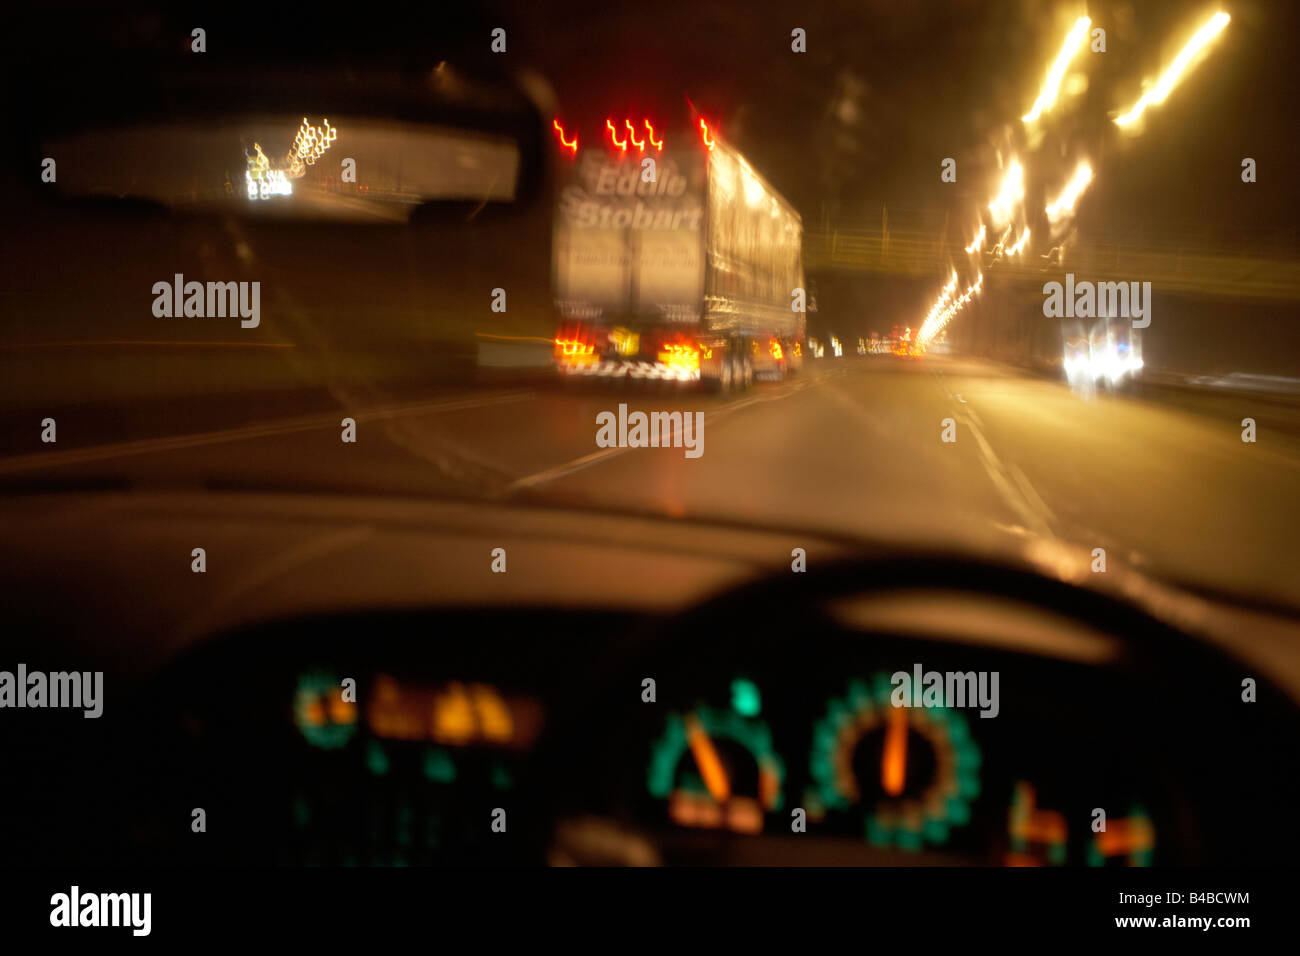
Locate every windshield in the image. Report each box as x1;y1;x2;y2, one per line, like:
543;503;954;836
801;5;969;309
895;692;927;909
2;2;1298;616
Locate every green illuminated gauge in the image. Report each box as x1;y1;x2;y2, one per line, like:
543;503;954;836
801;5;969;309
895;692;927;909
294;670;359;750
1007;781;1068;865
809;674;981;851
1006;784;1155;867
1087;803;1155;867
647;701;785;835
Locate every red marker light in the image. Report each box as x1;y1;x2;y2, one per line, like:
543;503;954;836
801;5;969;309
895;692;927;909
606;118;628;151
644;119;663;151
699;118;715;151
625;119;646;152
552;119;578;155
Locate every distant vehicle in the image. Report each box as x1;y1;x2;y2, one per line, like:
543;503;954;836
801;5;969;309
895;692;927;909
889;324;920;357
1063;316;1144;394
551;114;805;390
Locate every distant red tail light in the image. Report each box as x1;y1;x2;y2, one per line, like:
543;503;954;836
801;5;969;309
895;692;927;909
625;119;646;152
644;119;663;151
606;118;628;151
699;118;716;151
552;119;578;155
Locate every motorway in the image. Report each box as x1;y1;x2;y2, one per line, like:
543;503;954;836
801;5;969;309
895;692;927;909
2;354;1297;613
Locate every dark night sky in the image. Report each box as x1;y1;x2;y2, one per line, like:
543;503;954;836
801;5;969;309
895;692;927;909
498;0;1298;244
7;1;1298;243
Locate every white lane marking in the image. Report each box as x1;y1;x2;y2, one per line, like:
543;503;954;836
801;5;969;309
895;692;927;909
505;374;820;492
932;376;1057;540
0;391;535;475
506;445;631;490
959;402;1056;539
1008;461;1058;527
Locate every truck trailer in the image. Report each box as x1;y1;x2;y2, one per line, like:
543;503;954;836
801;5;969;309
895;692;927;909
551;116;805;390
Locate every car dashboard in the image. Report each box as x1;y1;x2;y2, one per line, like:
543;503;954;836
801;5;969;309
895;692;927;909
10;580;1294;868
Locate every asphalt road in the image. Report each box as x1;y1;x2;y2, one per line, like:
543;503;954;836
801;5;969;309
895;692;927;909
2;354;1297;612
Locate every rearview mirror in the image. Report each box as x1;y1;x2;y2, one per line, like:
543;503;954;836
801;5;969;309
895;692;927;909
44;115;522;223
31;61;546;224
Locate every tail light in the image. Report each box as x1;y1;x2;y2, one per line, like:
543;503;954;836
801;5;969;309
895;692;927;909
555;337;594;357
552;119;578;156
555;325;597;364
657;339;701;372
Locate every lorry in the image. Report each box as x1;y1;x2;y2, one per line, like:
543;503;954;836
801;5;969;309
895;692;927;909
551;114;805;390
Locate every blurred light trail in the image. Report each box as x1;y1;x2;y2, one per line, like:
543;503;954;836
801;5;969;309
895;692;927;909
1022;17;1092;122
245;143;292;201
918;272;982;347
287;117;336;178
990;224;1013;257
644;119;663;151
1114;11;1231;127
699;118;716;151
988;160;1024;226
964;225;987;254
1007;227;1031;256
934;272;958;311
476;332;554;344
625;119;646;151
1046;161;1093;223
606;118;627;151
552;119;578;154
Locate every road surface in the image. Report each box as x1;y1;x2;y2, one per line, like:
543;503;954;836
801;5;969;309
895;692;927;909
1;356;1297;611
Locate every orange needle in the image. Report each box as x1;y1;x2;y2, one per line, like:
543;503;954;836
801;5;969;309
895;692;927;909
882;706;907;796
685;714;731;802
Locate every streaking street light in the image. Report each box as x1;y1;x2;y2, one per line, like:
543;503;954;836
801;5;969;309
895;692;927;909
1006;227;1031;256
1114;12;1231;128
1022;17;1092;123
917;272;982;349
1046;161;1094;224
988;160;1024;226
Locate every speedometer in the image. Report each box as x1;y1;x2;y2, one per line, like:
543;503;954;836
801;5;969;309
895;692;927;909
809;674;981;851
